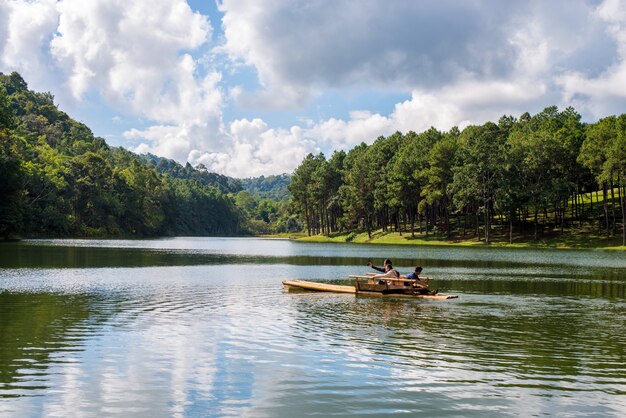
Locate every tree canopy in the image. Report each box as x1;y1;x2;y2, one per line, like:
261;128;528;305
288;107;626;245
0;72;244;238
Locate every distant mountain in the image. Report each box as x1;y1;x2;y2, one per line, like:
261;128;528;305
138;153;243;194
240;174;291;201
137;154;292;200
0;71;242;238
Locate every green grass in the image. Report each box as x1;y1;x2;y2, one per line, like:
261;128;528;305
261;187;626;250
257;232;308;239
295;229;626;250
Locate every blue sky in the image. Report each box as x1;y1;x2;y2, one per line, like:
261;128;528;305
2;0;626;177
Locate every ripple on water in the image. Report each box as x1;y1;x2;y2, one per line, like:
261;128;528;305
0;241;625;416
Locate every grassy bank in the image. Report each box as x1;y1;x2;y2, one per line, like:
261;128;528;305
291;229;626;250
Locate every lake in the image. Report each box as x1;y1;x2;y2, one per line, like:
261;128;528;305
0;237;624;417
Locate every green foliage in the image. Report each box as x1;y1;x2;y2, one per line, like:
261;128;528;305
139;154;242;194
240;174;291;200
0;72;243;238
288;106;626;244
3;71;625;243
0;86;15;129
233;190;299;234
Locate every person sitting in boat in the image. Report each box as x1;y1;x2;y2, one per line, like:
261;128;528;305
367;259;400;278
405;266;423;281
405;266;439;295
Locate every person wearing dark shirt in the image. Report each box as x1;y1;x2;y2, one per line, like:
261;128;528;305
406;266;438;295
405;266;423;281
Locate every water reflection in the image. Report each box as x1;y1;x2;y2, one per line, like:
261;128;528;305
0;292;106;397
0;239;624;417
279;290;626;416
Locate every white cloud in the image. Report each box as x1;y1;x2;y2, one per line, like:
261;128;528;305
189;118;318;177
216;0;602;109
2;0;229;171
50;0;214;120
43;0;236;176
3;0;626;178
305;77;548;153
556;0;626;118
0;0;59;88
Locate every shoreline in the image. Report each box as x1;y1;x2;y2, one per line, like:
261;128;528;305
260;231;626;251
4;232;624;251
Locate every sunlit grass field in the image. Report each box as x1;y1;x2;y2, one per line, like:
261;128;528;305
263;189;625;250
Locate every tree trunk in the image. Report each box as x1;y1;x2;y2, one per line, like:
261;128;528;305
619;176;625;246
611;179;616;235
304;202;311;236
603;182;609;238
463;210;467;237
534;209;538;241
418;213;422;234
395;212;399;233
326;207;331;235
617;175;626;246
554;202;558;230
561;199;566;233
403;209;407;234
445;199;451;239
484;201;490;245
475;206;480;238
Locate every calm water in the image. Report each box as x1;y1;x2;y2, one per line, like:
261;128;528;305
0;238;624;417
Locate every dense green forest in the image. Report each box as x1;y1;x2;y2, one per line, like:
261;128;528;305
241;174;291;201
3;71;625;245
138;153;242;194
0;71;296;239
289;107;626;246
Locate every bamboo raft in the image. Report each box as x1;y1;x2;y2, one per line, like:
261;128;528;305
282;279;458;300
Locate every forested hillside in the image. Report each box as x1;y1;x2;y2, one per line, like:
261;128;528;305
0;72;242;238
3;70;625;244
139;153;242;194
240;174;291;201
289;107;626;245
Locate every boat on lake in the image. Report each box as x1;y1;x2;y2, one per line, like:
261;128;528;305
282;275;458;300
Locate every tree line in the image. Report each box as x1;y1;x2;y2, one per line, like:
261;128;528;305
0;72;244;238
3;70;625;244
288;107;626;245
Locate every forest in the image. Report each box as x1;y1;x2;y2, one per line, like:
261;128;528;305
0;71;266;239
288;107;626;246
2;70;626;245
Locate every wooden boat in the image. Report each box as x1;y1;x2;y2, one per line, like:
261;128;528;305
282;279;458;300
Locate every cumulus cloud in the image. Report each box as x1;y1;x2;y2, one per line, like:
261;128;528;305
0;0;60;88
556;0;626;118
2;0;229;169
189;118;318;177
50;0;214;121
201;0;626;175
3;0;626;178
218;0;516;107
217;0;611;109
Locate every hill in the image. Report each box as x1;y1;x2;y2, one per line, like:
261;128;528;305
240;174;291;201
0;71;242;238
138;153;242;194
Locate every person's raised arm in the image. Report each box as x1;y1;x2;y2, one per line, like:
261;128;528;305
367;261;386;273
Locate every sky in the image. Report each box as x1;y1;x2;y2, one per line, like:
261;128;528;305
1;0;626;178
